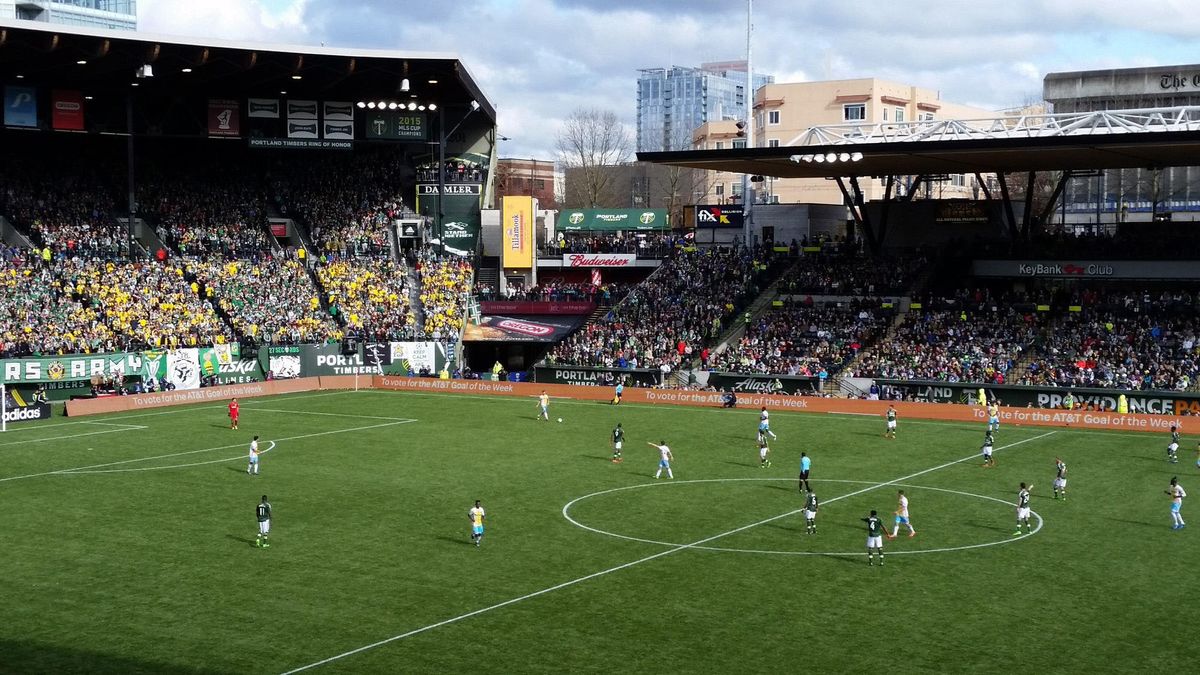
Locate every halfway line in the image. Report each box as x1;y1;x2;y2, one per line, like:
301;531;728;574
280;429;1056;673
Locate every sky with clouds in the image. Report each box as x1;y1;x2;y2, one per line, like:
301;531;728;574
137;0;1200;159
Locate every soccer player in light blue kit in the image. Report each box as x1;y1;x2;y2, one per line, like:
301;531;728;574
648;441;674;479
1166;477;1186;530
758;406;777;442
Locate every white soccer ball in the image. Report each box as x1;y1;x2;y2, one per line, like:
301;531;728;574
557;418;563;423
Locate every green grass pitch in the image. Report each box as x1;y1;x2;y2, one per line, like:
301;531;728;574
2;389;1196;674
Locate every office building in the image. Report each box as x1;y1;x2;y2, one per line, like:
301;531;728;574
0;1;137;31
636;61;773;153
693;77;993;206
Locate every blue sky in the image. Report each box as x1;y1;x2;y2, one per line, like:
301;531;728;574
137;0;1200;159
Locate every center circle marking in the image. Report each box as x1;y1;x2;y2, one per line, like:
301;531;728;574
562;478;1042;556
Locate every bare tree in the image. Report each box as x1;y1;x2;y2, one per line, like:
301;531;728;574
556;108;632;208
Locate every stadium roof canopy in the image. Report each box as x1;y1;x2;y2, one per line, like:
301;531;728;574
0;19;495;121
637;108;1200;179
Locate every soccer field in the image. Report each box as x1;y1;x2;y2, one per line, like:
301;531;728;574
2;389;1196;674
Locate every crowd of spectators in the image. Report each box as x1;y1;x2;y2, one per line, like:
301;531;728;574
475;281;630;305
415;160;485;184
542;233;678;258
315;257;414;340
137;167;272;259
708;302;892;377
416;251;473;338
1016;290;1200;391
273;152;414;259
781;253;927;296
851;290;1039;384
0;256;230;355
188;257;340;345
0;169;129;259
545;245;785;371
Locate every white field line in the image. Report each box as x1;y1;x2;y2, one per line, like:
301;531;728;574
61;441;278;474
280;429;1057;674
61;389;358;426
363;388;1173;439
0;425;147;448
0;419;147;434
250;407;413;422
0;419;415;484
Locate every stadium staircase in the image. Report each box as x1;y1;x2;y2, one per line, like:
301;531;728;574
407;262;426;333
0;215;35;248
702;256;805;367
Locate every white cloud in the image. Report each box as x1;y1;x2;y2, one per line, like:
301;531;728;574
135;0;1199;157
139;0;310;42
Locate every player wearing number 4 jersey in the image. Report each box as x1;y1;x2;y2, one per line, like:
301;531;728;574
863;510;886;566
611;424;624;463
884;405;897;439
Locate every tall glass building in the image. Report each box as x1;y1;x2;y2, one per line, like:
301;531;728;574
636;61;773;153
0;1;137;31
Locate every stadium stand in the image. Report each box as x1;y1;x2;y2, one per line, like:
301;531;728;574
187;257;341;345
546;246;785;370
708;301;892;376
850;290;1040;384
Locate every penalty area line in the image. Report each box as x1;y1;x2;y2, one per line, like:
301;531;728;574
279;429;1057;674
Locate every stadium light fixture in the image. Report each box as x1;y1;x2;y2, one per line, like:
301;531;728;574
418;105;426;111
851;152;863;161
428;103;437;111
838;153;851;162
367;101;376;109
408;102;417;111
387;102;398;110
137;64;153;78
181;67;192;73
131;82;139;87
356;101;366;108
84;95;93;100
813;154;825;163
470;100;480;111
400;78;410;92
427;79;438;84
15;74;23;79
291;74;302;80
76;59;87;65
824;152;837;162
378;100;388;109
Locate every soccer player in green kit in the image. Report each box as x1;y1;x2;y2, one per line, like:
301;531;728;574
611;423;624;463
804;490;819;534
863;510;886;565
255;495;272;548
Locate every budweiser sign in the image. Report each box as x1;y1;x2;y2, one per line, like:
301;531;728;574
563;254;636;267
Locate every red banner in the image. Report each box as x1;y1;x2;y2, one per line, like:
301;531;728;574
208;99;240;137
479;301;596;315
270;222;288;237
51;90;85;130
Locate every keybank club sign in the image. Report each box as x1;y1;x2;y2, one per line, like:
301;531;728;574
974;260;1200;279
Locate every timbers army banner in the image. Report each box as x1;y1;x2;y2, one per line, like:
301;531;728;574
1;353;141;383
